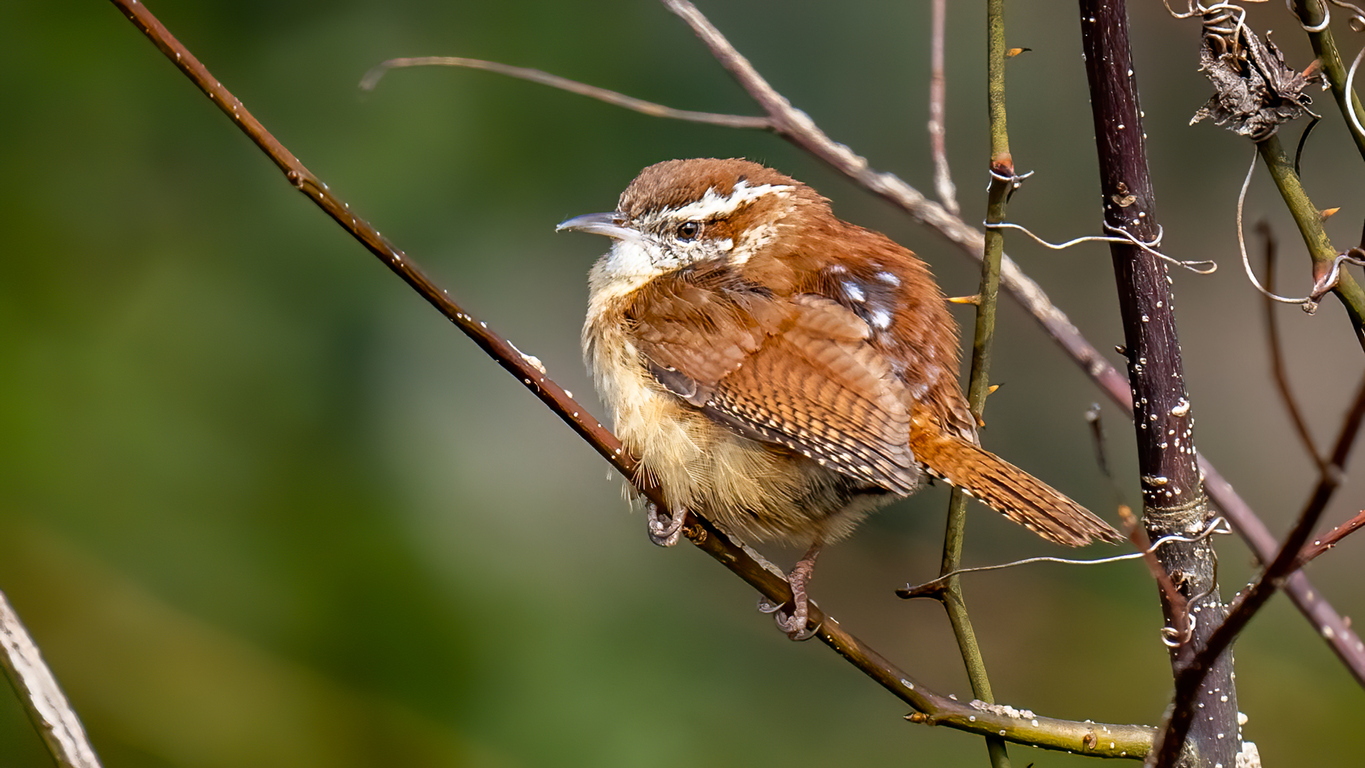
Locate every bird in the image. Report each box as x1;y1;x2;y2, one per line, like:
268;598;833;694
558;158;1119;638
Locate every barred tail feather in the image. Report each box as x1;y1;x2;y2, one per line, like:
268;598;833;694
909;428;1121;546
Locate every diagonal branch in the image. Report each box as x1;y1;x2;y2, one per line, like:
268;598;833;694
360;56;771;129
103;0;1153;757
0;591;102;768
1297;508;1365;565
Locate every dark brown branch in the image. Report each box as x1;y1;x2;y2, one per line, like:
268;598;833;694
360;56;772;129
1077;0;1239;765
0;591;102;768
104;0;1153;756
1259;221;1323;466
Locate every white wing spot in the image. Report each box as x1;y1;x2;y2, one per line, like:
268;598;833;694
842;281;867;302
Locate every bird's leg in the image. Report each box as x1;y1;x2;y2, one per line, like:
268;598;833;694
760;541;823;641
645;501;685;547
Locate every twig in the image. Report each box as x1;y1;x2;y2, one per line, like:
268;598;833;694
1119;507;1191;648
1258;222;1323;466
898;517;1231;599
0;591;103;768
1297;508;1365;565
360;56;771;129
928;0;959;214
1077;0;1240;765
104;0;1154;756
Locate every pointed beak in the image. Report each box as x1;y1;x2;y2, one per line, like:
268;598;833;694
556;211;636;240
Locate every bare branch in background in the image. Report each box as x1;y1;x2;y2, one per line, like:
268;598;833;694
361;57;772;129
0;591;103;768
928;0;959;214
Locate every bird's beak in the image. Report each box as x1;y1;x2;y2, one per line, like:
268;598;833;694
556;212;637;240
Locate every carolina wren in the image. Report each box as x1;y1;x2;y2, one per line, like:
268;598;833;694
559;158;1118;637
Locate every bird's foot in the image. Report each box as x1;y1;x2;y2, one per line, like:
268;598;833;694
646;503;685;547
757;542;823;641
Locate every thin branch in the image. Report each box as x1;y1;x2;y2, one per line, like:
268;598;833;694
360;57;772;129
1258;221;1324;466
1118;506;1191;648
0;591;103;768
104;0;1153;757
928;0;959;213
1297;508;1365;565
929;2;1015;765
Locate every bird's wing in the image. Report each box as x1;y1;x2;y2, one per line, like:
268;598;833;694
627;275;919;493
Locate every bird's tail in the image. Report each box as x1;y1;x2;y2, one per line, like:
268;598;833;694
909;418;1120;546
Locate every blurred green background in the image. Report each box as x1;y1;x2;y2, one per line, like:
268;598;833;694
2;1;1362;766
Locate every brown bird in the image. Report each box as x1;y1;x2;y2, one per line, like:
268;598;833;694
559;158;1118;638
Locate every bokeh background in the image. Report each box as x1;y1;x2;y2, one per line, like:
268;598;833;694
2;1;1363;766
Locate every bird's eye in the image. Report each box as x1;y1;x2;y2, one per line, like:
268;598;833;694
677;221;702;241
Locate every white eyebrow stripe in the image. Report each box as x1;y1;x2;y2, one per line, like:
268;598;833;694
664;180;793;222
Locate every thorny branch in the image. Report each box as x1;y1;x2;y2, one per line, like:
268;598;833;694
103;0;1153;757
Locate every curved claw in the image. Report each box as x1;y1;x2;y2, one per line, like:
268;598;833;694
646;503;685;547
773;605;819;641
757;594;815;639
756;594;783;614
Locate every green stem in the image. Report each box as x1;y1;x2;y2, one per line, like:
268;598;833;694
1292;0;1365;163
933;1;1014;766
1257;133;1365;336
